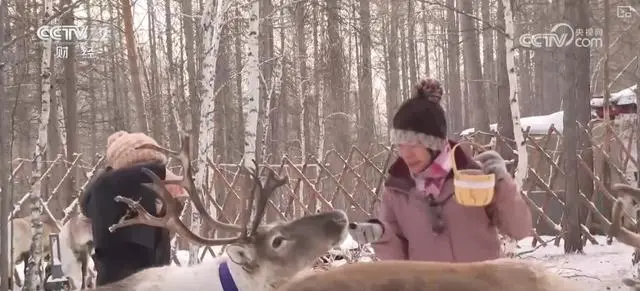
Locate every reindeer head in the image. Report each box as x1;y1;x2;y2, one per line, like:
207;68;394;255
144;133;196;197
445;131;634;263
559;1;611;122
106;134;349;286
225;209;349;281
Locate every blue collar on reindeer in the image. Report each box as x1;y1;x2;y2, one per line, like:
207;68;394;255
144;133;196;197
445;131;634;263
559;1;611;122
219;261;240;291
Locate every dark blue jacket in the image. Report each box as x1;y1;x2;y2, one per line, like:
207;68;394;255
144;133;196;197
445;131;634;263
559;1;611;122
82;162;171;285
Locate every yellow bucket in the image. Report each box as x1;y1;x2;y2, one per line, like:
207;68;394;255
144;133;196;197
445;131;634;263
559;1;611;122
450;142;496;207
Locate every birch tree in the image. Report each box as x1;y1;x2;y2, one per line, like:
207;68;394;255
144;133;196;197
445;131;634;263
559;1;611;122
501;0;526;190
26;1;54;288
499;0;528;256
192;0;229;265
243;0;260;213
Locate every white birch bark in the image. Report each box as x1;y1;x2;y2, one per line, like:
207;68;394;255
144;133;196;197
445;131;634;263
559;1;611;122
191;0;228;265
243;0;260;172
170;91;184;137
258;74;272;164
57;96;67;157
501;0;527;257
26;2;54;288
502;0;527;189
316;96;325;161
297;71;306;217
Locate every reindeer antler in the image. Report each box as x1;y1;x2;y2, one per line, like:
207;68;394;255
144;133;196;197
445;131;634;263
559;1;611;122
109;168;249;245
248;164;288;236
108;134;290;246
135;135;242;233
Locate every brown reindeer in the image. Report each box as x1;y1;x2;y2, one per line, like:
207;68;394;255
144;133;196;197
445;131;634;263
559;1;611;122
275;258;580;291
606;183;640;290
88;135;350;291
3;214;58;288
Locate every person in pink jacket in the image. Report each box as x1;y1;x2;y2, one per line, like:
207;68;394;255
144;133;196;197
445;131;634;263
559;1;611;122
349;78;533;263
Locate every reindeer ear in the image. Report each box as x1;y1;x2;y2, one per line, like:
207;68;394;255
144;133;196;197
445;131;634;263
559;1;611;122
226;244;256;266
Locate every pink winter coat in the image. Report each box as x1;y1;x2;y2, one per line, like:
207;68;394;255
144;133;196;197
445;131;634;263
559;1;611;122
370;141;532;263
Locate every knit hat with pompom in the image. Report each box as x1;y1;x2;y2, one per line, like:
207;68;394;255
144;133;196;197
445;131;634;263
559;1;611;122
106;131;167;169
105;131;187;198
390;78;447;151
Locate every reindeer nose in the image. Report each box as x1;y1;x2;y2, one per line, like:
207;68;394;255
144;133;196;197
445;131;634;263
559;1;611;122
329;210;348;226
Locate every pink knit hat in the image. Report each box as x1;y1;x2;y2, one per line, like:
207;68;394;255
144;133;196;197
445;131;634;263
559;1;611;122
105;131;187;198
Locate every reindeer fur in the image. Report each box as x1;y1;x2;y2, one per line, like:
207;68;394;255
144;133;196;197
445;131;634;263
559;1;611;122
276;259;581;291
2;214;57;288
59;213;95;289
607;183;640;290
89;210;350;291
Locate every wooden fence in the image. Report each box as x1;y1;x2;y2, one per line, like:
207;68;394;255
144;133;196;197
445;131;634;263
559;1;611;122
3;118;639;264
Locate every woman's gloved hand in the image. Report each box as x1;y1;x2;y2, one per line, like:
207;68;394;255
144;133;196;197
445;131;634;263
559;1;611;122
473;150;510;181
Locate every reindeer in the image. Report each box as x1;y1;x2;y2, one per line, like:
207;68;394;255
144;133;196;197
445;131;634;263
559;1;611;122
606;183;640;290
3;213;58;288
88;135;350;291
58;213;95;290
275;257;581;291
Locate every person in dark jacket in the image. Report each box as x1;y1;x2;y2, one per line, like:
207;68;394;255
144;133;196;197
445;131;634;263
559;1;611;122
81;131;187;286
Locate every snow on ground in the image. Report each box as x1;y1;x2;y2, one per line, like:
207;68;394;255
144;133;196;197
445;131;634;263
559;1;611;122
513;235;634;290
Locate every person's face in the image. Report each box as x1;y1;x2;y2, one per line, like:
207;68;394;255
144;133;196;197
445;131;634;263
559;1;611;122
397;143;432;174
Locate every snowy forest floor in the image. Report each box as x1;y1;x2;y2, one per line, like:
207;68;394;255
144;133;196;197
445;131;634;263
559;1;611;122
11;235;635;290
514;235;634;290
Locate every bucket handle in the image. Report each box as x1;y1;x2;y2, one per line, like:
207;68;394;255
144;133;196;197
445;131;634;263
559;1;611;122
449;141;488;175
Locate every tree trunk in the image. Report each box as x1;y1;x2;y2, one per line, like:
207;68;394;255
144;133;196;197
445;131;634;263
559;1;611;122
481;0;494;117
502;0;527;189
295;1;310;156
562;0;590;254
234;9;244;156
62;0;78;215
165;0;180;148
400;13;410;100
600;0;611;206
407;0;417;85
47;78;61;213
108;0;126;131
0;0;8;286
387;1;401;131
26;1;54;287
87;3;98;155
459;0;490;141
194;0;228;264
147;0;163;141
313;4;322;160
259;0;274;162
446;0;462;133
422;2;430;77
357;0;375;150
245;0;260;166
495;0;514;161
181;0;200;152
121;0;148;133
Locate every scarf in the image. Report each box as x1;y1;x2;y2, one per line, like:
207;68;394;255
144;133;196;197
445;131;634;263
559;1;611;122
412;144;452;198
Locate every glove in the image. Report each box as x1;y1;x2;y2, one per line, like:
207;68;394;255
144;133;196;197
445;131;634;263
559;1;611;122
474;150;510;181
348;222;383;245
